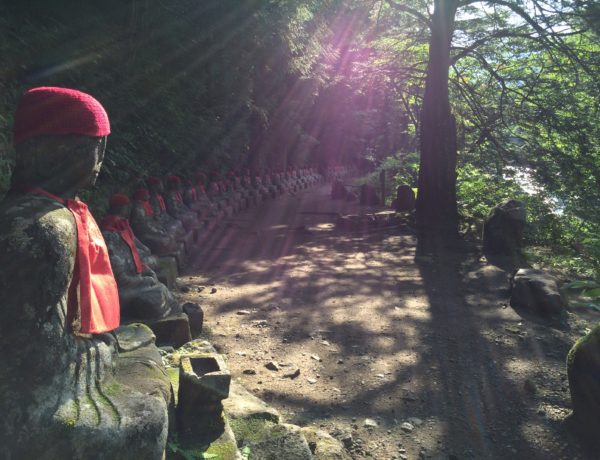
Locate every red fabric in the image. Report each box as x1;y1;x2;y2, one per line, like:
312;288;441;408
14;87;110;145
190;187;198;201
142;201;154;216
168;175;181;184
174;190;183;203
133;189;150;201
109;194;130;208
133;189;154;216
155;193;166;211
147;176;161;186
28;188;120;334
100;214;144;274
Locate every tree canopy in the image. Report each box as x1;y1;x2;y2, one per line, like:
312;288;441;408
0;0;599;273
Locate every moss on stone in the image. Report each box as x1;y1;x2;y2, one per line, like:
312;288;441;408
229;417;276;446
167;367;180;404
567;324;600;369
203;437;239;459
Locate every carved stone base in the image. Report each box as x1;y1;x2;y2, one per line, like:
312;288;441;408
146;313;192;348
155;255;179;289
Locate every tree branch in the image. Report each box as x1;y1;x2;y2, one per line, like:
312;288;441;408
385;0;431;27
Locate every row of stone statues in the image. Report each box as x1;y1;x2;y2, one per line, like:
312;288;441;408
0;86;323;459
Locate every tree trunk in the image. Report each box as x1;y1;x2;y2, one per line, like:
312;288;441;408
416;0;459;241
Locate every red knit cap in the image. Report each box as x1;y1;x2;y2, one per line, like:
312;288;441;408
147;176;162;186
132;189;150;201
109;194;130;208
168;175;182;184
13;87;110;145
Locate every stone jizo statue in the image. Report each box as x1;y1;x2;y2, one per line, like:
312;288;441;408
0;87;169;459
100;194;181;321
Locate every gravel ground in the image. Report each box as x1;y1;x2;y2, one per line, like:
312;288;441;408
176;184;598;460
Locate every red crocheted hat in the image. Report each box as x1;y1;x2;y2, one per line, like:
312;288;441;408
132;189;150;201
13;87;110;145
167;175;182;184
109;194;130;208
146;176;162;186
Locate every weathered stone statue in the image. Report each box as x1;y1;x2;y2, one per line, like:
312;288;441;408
164;175;204;233
100;194;181;321
0;87;169;459
360;184;380;206
130;188;181;250
183;178;217;220
331;179;348;200
147;176;195;252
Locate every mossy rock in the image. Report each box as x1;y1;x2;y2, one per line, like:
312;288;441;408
300;427;350;460
229;418;277;446
567;324;600;434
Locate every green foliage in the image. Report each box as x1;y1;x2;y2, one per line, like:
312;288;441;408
563;279;600;312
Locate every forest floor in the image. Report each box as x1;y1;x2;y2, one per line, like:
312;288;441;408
176;183;599;460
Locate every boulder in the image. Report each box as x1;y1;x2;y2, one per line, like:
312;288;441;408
567;324;600;436
391;185;415;212
483;199;526;260
510;269;566;320
242;423;313;460
301;427;351;460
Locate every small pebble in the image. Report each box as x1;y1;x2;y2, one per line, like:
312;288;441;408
364;418;378;428
400;422;414;433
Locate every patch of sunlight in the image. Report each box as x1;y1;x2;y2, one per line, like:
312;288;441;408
520;422;551;450
504;357;537;375
312;223;335;230
396;351;420;365
400;297;431;314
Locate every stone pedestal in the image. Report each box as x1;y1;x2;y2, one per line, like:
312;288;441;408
146;313;192;348
182;302;204;336
155;255;178;289
176;354;231;437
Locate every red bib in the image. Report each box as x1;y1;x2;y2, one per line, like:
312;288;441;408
156;193;166;212
29;188;120;334
100;215;144;274
143;201;154;216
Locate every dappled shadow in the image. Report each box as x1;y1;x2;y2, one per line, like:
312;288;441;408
181;185;591;459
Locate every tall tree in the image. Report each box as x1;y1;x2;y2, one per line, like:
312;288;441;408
381;0;590;243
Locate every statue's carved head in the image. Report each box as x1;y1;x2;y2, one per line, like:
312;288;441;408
11;87;110;195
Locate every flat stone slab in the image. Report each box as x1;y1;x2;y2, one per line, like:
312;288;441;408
224;381;280;423
114;323;156;352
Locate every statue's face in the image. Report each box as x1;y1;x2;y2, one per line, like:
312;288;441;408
12;135;108;196
115;204;131;219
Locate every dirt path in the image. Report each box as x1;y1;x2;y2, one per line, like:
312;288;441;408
177;184;596;459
